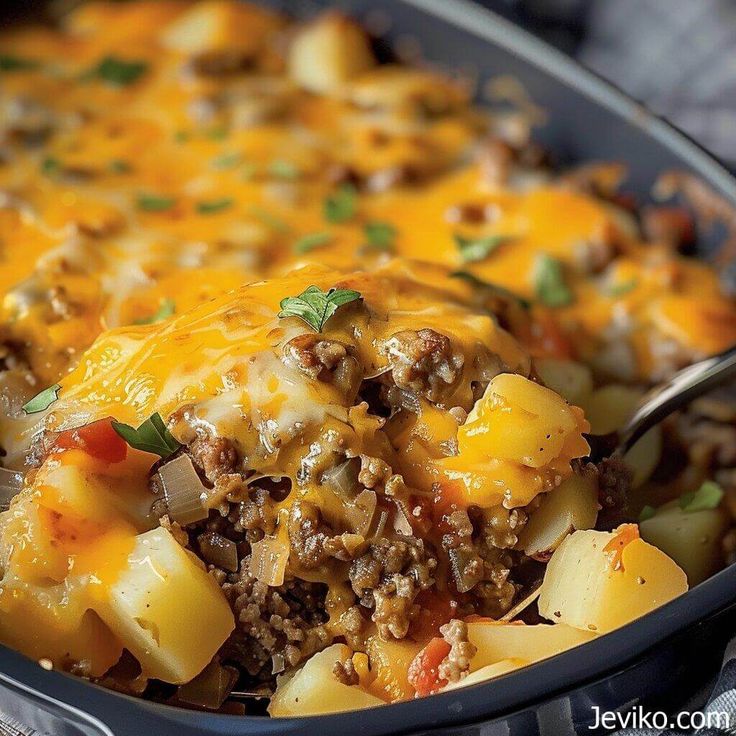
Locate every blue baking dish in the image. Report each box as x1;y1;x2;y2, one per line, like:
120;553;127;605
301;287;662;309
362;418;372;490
2;1;736;734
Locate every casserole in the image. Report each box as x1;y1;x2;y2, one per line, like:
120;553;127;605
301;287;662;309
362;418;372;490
1;0;730;731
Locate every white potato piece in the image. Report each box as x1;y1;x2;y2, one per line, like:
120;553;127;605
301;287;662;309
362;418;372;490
288;13;376;94
467;621;595;671
94;527;234;684
535;358;594;406
639;501;728;585
582;385;662;488
269;644;384;716
519;472;598;558
538;527;688;634
442;659;529;692
161;0;281;53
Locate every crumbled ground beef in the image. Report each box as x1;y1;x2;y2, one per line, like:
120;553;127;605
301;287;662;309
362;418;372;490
332;657;359;686
595;457;633;531
437;619;476;683
381;328;464;403
283;333;361;397
350;536;437;639
188;434;239;484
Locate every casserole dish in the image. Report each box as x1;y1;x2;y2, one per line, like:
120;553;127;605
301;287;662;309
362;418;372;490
1;0;736;734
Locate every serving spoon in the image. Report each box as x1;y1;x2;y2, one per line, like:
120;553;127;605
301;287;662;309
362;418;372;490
586;343;736;462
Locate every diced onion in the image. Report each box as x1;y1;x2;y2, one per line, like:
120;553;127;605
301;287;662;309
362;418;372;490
177;661;238;710
322;459;359;498
249;536;289;587
271;652;286;675
345;489;377;536
0;467;23;510
198;532;238;572
158;454;209;525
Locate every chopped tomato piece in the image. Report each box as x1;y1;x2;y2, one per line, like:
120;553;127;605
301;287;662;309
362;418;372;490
603;523;640;571
407;637;451;697
432;480;466;522
55;418;128;464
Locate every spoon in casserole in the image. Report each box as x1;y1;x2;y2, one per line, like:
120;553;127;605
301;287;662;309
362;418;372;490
586;343;736;462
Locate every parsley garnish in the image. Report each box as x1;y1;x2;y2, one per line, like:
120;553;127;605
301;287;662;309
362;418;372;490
450;270;531;309
174;130;190;144
87;56;148;87
454;234;513;263
134;298;175;325
197;197;233;215
109;159;131;174
294;231;332;254
0;55;40;72
679;481;724;513
278;286;361;332
206;127;228;141
40;156;61;177
363;221;397;251
22;384;61;414
268;159;299;180
137;193;176;212
606;278;638;298
638;505;657;522
324;184;357;224
250;206;289;233
533;254;574;307
111;413;181;458
211;152;241;170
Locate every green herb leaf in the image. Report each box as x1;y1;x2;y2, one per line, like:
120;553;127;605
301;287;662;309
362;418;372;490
88;56;148;86
22;384;61;414
134;298;175;325
206;127;228;141
279;285;361;332
294;231;332;254
268;159;299;180
324;184;357;224
0;55;40;72
363;221;397;251
533;254;574;307
450;270;531;310
111;413;181;458
679;481;724;513
197;197;233;215
638;505;657;522
174;130;190;144
137;193;176;212
454;233;513;263
109;159;131;174
210;152;241;170
250;206;289;233
606;278;638;298
40;156;61;177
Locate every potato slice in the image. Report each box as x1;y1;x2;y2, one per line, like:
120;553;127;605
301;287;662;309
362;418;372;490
519;471;598;558
582;385;662;488
269;644;384;716
94;527;234;684
287;13;376;94
442;659;529;692
535;358;593;406
467;621;595;670
639;501;728;585
538;527;688;634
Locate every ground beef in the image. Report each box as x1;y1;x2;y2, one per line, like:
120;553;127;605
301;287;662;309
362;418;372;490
283;333;361;397
381;328;464;403
595;457;633;530
187;434;239;484
332;657;359;686
220;569;331;682
675;412;736;468
349;536;437;640
437;619;476;684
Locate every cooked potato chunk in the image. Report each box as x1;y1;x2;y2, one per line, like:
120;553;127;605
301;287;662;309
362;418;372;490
287;13;376;94
94;527;234;684
639;501;728;585
442;659;529;692
519;471;598;558
538;527;688;634
269;644;384;716
467;621;595;670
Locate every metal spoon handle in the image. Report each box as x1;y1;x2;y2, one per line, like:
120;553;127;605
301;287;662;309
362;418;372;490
618;343;736;456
